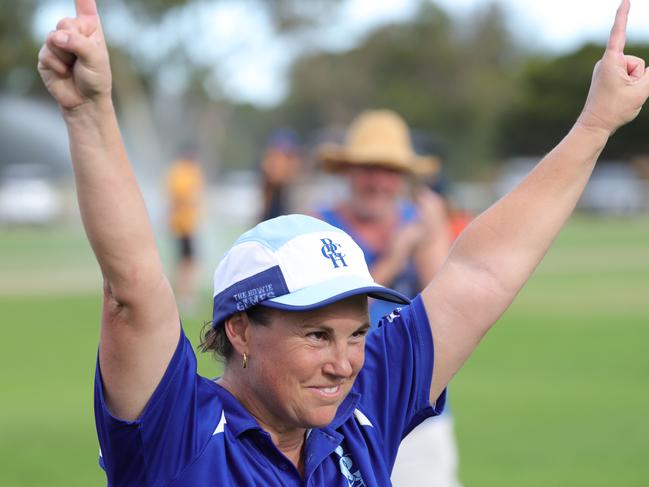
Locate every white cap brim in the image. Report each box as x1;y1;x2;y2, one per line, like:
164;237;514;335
261;274;410;311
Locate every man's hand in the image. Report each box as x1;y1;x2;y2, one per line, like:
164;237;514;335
578;0;649;135
412;186;451;285
413;186;448;243
390;222;424;262
37;0;111;111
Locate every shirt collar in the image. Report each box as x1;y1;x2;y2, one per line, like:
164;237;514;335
211;382;264;437
328;391;360;430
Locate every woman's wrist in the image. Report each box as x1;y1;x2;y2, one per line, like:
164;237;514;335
62;94;115;126
574;111;616;140
566;118;611;161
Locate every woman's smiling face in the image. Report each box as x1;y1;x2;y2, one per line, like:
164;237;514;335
240;295;370;431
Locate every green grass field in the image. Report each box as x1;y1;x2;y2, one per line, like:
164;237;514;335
1;216;648;486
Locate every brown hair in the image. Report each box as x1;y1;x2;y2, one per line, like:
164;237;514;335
199;306;273;363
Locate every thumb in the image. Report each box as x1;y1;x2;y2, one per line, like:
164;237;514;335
637;67;649;93
626;55;646;81
52;30;97;64
51;28;106;71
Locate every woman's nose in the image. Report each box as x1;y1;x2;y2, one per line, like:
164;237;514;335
322;344;354;378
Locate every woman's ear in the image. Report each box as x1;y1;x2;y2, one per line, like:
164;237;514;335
224;312;251;356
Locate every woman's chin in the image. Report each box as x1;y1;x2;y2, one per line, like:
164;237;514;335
301;405;340;429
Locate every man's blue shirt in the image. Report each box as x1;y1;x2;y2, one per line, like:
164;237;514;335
94;295;445;486
316;203;420;325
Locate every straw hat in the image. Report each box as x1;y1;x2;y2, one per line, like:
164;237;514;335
318;109;440;176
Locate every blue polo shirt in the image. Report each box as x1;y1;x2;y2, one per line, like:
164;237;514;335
94;295;446;486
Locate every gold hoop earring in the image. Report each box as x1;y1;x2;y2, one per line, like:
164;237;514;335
242;352;248;369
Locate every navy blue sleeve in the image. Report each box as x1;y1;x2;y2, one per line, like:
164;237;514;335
94;329;218;487
353;295;446;466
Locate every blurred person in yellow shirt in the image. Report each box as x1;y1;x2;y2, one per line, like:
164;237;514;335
167;146;204;312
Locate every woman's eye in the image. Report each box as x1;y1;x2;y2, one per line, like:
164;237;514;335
352;329;368;339
308;331;327;341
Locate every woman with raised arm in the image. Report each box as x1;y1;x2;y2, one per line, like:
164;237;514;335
38;1;649;486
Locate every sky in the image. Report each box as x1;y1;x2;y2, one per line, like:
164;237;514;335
35;0;649;106
437;0;649;51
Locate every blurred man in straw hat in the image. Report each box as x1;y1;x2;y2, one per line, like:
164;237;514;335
315;109;462;487
316;109;451;324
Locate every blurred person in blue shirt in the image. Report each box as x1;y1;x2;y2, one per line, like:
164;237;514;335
259;128;302;221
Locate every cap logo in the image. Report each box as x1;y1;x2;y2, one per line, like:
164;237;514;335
320;238;348;269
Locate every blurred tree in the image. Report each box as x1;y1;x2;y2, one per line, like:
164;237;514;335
5;0;646;178
0;0;339;176
499;43;649;160
0;0;41;95
278;1;524;177
0;0;338;97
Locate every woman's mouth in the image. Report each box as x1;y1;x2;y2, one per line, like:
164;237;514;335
309;384;343;399
320;386;339;394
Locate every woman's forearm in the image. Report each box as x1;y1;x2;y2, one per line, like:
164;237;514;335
64;97;164;303
451;122;608;307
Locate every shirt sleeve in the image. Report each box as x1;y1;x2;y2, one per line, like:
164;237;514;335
94;328;218;487
353;294;446;465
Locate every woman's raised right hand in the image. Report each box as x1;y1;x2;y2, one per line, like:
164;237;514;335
578;0;649;136
37;0;112;111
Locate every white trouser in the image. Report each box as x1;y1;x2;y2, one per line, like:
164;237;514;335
391;414;462;487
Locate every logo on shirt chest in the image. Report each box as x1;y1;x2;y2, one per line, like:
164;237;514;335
334;445;366;486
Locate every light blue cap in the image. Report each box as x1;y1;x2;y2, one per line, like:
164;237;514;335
212;214;410;325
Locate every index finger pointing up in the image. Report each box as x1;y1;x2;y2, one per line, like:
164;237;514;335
607;0;630;54
75;0;98;17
